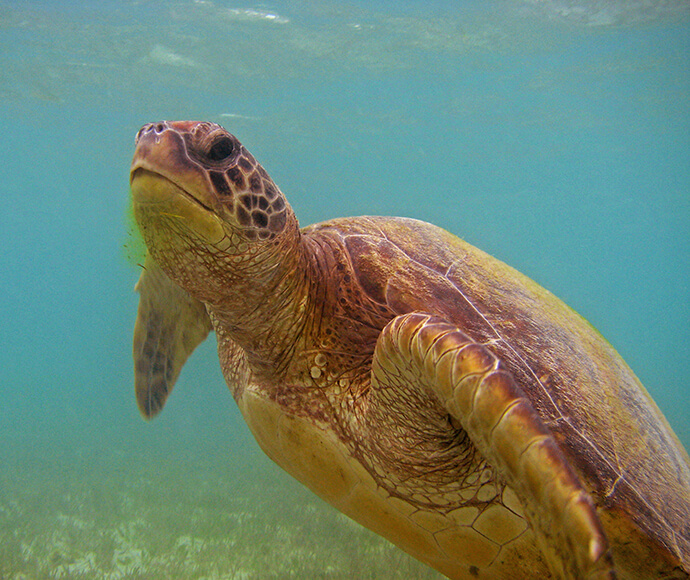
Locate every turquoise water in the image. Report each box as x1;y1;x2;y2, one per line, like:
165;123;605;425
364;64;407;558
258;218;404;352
0;1;688;577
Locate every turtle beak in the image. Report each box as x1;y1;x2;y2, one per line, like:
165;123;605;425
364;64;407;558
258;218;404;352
130;122;212;207
130;122;186;186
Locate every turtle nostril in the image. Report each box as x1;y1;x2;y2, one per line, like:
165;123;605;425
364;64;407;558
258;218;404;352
135;122;168;144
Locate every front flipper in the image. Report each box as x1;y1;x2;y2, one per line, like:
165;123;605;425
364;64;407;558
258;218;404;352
133;255;213;418
372;312;615;580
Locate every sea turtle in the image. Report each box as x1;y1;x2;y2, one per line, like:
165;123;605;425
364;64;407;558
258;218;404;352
129;120;690;580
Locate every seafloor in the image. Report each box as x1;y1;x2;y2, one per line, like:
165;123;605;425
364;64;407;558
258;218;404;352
0;437;442;579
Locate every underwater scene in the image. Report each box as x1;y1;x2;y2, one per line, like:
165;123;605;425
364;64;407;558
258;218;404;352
0;0;688;578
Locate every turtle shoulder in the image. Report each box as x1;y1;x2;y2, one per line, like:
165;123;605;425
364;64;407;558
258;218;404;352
304;215;690;570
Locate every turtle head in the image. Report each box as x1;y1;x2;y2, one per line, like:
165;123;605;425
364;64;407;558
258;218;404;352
130;121;299;305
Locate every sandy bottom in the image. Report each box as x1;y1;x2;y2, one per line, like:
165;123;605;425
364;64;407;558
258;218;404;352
0;433;442;579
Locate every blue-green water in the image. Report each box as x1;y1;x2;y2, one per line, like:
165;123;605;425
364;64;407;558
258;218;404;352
0;1;688;577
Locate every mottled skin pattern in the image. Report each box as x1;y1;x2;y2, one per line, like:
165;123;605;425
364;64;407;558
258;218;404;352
130;121;690;580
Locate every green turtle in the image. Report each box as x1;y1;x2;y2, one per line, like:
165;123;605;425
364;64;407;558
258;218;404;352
130;120;690;580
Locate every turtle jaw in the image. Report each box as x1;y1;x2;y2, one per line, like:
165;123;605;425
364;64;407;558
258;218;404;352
130;169;226;246
130;168;235;309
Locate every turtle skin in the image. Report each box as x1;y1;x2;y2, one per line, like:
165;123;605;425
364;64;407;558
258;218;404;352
130;121;690;580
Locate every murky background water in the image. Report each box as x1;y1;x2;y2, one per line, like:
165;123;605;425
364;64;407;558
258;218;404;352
0;1;688;577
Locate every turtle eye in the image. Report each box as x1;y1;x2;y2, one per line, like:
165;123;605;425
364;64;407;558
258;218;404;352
207;137;235;162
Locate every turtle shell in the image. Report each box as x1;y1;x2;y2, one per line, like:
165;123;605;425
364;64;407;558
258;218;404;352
300;214;690;577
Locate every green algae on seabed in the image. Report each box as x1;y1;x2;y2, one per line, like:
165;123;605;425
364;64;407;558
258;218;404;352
0;440;443;579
